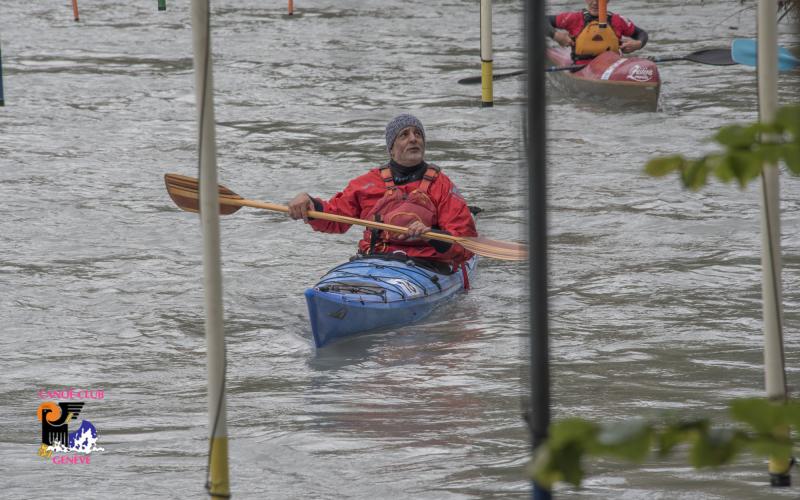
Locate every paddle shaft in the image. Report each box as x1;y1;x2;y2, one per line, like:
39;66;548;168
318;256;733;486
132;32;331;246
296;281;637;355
458;47;736;84
647;55;688;63
458;65;577;84
218;195;469;247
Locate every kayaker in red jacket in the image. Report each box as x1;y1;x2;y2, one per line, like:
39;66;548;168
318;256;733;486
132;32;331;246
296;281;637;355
546;0;648;62
287;114;477;270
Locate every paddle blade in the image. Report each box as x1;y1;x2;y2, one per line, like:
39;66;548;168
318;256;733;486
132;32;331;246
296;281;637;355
457;236;527;261
683;48;736;66
732;39;800;71
545;64;583;72
457;69;526;85
164;173;243;215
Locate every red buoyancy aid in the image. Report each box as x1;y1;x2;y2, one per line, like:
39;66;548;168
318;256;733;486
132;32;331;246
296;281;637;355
362;164;440;253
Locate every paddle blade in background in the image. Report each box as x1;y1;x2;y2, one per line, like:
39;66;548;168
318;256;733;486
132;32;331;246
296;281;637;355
732;38;800;71
683;48;736;65
649;48;736;65
457;69;526;85
164;173;243;215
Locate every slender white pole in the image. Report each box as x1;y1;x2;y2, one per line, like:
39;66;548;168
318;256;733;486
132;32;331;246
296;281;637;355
190;0;230;497
479;0;493;107
757;0;785;403
757;0;789;487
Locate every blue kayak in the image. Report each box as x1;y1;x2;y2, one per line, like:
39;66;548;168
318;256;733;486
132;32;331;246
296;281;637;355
304;255;477;348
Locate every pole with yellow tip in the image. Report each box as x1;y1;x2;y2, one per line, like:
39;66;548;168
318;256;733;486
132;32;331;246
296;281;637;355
757;0;791;488
479;0;493;107
190;0;230;497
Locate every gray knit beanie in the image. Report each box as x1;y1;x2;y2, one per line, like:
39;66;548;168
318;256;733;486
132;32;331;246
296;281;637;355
385;114;425;154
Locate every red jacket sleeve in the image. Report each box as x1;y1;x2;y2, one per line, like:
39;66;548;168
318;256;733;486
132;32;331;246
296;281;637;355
555;11;583;37
306;171;377;234
429;174;477;263
612;14;636;38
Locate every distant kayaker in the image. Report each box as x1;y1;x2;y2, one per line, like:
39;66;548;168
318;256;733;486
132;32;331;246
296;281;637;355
546;0;649;62
287;114;477;272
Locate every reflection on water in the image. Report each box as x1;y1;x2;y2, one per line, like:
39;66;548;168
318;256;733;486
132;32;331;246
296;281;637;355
1;0;799;498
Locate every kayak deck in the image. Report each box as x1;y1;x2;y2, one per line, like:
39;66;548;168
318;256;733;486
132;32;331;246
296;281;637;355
305;256;477;348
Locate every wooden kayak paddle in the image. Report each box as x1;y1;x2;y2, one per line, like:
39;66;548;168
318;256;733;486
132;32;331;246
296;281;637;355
164;173;527;262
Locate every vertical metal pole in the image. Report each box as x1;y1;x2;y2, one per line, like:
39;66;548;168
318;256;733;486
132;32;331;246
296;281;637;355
0;39;5;107
527;0;551;498
288;0;294;16
480;0;493;107
72;0;80;22
756;0;790;487
190;0;230;497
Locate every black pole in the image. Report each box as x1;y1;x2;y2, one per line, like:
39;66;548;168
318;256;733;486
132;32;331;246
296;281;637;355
525;1;551;499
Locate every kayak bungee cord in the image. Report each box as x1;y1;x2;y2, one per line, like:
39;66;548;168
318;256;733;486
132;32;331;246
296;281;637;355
315;262;438;300
325;259;442;289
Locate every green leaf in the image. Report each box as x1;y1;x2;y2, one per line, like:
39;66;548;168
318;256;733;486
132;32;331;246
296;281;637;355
712;155;736;184
681;159;709;190
593;419;652;462
644;155;685;177
726;152;764;188
529;445;562;490
715;124;759;150
553;442;587;487
689;428;742;468
775;105;800;139
730;398;788;433
782;144;800;175
758;143;785;166
529;437;588;489
656;419;709;457
746;434;793;459
548;418;598;448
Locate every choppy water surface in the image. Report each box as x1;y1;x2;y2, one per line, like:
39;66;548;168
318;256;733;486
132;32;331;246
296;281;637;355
1;0;799;498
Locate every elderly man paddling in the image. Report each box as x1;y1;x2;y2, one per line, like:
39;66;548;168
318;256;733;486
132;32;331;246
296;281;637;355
287;114;477;272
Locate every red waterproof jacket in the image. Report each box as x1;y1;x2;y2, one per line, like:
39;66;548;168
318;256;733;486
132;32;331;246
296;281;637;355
555;10;637;40
308;166;477;266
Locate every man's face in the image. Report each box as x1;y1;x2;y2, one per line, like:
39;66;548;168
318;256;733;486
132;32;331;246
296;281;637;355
390;126;425;167
585;0;600;16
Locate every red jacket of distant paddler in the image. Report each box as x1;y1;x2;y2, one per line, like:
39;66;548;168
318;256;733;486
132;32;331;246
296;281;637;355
555;10;637;41
307;166;477;266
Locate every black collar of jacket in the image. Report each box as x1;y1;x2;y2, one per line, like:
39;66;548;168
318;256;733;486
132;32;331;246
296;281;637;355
388;160;428;186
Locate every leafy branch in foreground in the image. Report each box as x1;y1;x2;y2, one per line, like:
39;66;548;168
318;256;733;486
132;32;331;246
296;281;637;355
529;398;800;490
535;109;800;492
644;105;800;190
